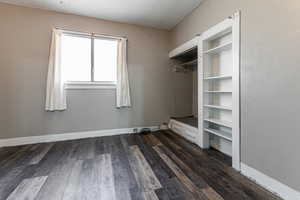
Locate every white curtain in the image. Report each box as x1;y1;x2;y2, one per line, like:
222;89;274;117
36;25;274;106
116;38;131;108
45;29;67;111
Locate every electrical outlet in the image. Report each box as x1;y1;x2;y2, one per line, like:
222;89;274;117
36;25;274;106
133;128;138;133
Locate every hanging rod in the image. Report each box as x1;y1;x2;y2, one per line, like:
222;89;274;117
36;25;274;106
180;59;197;66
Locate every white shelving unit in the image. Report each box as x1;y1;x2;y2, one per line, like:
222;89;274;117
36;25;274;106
168;11;240;171
198;12;240;171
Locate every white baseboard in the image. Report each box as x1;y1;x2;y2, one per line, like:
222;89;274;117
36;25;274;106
0;126;159;147
169;119;198;145
241;163;300;200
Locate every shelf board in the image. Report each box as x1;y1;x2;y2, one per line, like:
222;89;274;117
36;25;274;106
204;42;232;54
204;104;232;111
204;128;232;141
204;91;232;93
204;118;232;128
204;75;232;80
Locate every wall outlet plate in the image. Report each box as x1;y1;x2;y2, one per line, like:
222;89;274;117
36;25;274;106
133;128;138;133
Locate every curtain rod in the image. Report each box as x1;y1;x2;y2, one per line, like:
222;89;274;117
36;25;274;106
55;27;127;40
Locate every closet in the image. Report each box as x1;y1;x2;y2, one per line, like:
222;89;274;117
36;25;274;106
168;12;240;170
169;39;199;143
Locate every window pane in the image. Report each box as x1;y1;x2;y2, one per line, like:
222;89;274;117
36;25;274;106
61;34;91;81
94;38;118;82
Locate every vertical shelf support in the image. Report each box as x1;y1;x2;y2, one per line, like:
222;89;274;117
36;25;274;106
232;11;241;171
197;38;209;148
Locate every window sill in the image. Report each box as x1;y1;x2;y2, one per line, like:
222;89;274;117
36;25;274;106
65;81;116;90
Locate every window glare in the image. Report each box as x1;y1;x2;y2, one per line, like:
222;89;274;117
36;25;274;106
94;39;118;82
61;35;91;81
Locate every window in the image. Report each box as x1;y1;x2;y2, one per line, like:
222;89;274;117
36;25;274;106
61;33;119;89
61;35;92;82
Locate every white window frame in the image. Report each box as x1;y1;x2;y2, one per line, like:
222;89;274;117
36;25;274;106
61;30;122;90
65;81;117;90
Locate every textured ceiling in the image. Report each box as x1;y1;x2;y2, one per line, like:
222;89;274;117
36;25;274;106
0;0;202;30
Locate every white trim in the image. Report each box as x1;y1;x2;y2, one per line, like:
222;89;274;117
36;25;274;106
200;18;232;41
0;126;159;147
58;28;127;40
169;119;199;145
65;81;116;90
241;163;300;200
169;36;200;58
231;11;241;171
197;36;207;149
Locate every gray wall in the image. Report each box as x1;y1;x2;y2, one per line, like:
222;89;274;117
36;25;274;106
170;71;193;118
171;0;300;192
0;3;172;139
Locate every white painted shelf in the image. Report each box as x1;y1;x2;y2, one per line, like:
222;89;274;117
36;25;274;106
204;128;232;141
204;75;232;80
204;91;232;93
204;104;232;111
204;118;232;128
204;41;232;54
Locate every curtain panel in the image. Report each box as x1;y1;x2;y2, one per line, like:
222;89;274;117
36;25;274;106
45;29;66;111
116;38;131;108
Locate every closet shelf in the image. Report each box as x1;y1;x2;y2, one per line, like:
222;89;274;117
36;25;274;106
204;118;232;128
204;91;232;93
204;105;232;111
204;75;232;80
204;128;232;141
204;41;232;54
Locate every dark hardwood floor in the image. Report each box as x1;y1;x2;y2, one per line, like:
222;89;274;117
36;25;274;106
0;130;281;200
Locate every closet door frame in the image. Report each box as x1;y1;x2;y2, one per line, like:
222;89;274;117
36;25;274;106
198;11;241;171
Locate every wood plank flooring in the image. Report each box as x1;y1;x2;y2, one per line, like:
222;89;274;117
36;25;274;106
0;130;281;200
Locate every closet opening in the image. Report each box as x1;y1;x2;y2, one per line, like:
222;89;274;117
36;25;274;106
169;46;199;143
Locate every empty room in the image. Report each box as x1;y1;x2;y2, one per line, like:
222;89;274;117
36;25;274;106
0;0;299;199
